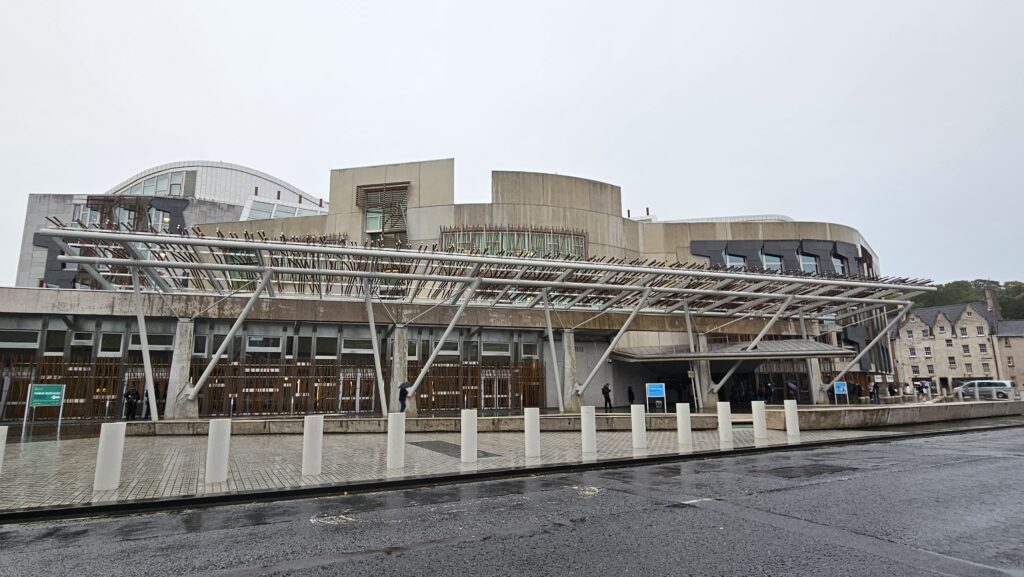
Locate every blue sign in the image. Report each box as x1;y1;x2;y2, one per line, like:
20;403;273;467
646;383;666;398
834;381;848;395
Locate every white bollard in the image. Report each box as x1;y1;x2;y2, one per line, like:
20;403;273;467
752;401;768;441
717;402;734;446
676;404;692;450
784;399;800;441
93;422;127;491
302;414;325;476
581;405;597;455
630;404;647;450
386;412;405;469
524;407;540;459
0;426;7;477
205;419;232;484
461;409;478;463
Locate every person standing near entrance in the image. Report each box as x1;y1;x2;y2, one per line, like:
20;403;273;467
601;383;612;413
627;386;635;405
398;382;410;412
124;387;139;421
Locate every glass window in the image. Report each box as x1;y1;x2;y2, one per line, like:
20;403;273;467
169;184;182;196
462;340;479;362
341;338;374;352
407;340;418;360
831;256;846;275
799;254;818;274
130;334;174;347
143;179;156;195
761;254;782;271
983;362;992;373
962;344;970;355
482;342;511;356
521;342;539;358
247;336;281;349
960;327;968;337
0;330;39;345
170;172;184;184
965;363;973;373
979;343;988;354
938;325;945;333
906;330;913;339
1009;356;1015;367
976;326;984;335
274;205;296;218
365;208;384;232
193;335;207;356
945;339;953;347
155;175;170;194
922;330;929;338
72;331;93;343
248;201;275;220
435;339;459;358
725;253;745;267
44;330;66;353
909;347;916;357
100;333;123;353
315;336;338;357
948;356;956;369
911;366;920;376
924;347;932;357
926;364;934;374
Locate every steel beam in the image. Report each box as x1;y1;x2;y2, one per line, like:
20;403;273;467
187;269;273;401
711;295;795;393
121;241;172;292
52;238;114;290
131;267;160;422
541;289;565;413
408;278;481;395
576;289;651;396
828;304;913;388
364;278;388;417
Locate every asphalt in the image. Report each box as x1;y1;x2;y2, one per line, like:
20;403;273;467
3;429;1023;576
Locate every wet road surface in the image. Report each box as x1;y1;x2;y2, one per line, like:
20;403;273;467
2;429;1023;577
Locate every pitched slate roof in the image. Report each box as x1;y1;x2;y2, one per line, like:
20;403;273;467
998;320;1024;337
907;302;998;331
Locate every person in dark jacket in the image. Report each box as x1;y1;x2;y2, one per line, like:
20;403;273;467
627;386;635;405
601;383;612;413
398;382;410;412
124;387;139;420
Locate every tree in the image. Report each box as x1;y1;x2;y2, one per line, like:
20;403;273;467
911;280;1024;320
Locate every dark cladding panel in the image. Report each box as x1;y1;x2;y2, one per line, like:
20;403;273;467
691;240;727;267
762;240;800;272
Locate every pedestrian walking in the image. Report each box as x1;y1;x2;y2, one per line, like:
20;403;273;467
765;382;774;404
627;386;635;405
398;382;410;412
870;382;880;404
124;387;139;421
601;383;612;413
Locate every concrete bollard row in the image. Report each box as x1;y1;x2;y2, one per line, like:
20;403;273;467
0;426;7;477
784;399;800;441
524;407;540;458
752;401;768;442
630;404;647;450
93;422;127;491
581;406;597;455
387;412;405;469
717;402;734;446
205;419;232;484
302;414;324;476
676;405;692;450
461;409;478;463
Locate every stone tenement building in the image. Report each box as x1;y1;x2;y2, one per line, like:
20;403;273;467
890;294;1021;391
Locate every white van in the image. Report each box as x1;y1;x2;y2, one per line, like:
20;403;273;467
953;380;1017;400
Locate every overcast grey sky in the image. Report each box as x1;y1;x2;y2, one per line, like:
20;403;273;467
1;0;1021;285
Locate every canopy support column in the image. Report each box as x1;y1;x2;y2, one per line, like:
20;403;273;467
131;267;160;422
711;295;794;394
541;289;565;414
364;278;388;417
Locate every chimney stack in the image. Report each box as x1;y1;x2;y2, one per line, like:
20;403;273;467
984;286;1002;320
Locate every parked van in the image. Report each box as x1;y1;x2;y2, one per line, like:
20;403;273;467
952;380;1017;400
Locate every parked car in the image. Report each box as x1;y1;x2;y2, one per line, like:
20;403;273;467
952;380;1017;400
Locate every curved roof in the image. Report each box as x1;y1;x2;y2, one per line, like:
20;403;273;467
105;160;319;203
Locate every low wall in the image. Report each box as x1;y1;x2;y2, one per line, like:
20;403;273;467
125;413;718;436
764;401;1024;431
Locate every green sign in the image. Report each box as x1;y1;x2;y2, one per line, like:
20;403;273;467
29;384;64;407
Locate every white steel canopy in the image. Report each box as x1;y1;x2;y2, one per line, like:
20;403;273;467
40;226;933;321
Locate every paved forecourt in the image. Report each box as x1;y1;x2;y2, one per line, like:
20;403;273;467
1;426;893;512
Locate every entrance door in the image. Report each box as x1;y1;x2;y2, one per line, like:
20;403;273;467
480;368;514;413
